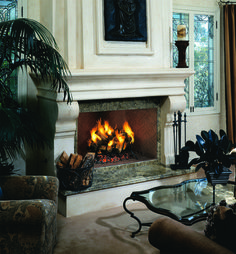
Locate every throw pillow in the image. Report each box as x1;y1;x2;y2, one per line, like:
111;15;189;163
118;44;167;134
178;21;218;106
205;200;236;252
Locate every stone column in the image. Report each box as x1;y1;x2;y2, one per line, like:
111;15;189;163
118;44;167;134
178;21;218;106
26;88;79;176
160;95;186;166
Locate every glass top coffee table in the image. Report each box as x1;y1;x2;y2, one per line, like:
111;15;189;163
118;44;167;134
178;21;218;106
123;178;236;237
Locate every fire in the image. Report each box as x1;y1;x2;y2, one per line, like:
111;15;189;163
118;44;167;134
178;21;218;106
90;128;101;143
88;119;134;154
104;120;114;135
123;121;134;143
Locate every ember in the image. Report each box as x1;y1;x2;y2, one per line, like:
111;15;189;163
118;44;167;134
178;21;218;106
88;119;135;163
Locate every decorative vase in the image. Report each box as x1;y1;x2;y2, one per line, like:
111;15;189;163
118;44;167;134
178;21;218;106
206;167;232;186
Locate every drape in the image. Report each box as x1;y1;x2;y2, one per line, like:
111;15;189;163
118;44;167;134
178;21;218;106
224;4;236;143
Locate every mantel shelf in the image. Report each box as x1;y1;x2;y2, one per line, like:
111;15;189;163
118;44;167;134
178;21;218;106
69;68;195;79
36;68;194;102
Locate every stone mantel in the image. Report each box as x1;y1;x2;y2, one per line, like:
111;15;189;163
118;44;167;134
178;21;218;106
37;68;194;102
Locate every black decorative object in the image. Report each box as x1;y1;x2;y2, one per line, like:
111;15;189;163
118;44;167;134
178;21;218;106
181;129;236;186
57;165;94;191
104;0;147;42
175;40;189;68
206;167;232;186
205;200;236;253
171;111;189;170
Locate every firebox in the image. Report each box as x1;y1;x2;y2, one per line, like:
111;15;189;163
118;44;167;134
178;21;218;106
77;98;159;168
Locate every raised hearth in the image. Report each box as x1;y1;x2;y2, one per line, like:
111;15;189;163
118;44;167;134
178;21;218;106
60;160;195;196
58;161;195;217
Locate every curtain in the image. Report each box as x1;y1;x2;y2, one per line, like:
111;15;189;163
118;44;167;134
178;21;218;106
224;4;236;144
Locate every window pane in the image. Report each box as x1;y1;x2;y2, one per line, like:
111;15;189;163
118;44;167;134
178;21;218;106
0;0;17;21
194;15;214;108
173;13;189;108
0;0;18;99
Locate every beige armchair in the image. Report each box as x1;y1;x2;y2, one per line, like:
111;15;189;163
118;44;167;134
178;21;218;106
0;175;59;254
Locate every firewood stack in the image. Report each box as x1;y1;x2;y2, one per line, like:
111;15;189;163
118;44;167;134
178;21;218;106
56;151;95;190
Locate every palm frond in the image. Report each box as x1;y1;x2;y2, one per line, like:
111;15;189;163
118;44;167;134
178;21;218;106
0;105;53;161
0;18;72;173
0;18;71;103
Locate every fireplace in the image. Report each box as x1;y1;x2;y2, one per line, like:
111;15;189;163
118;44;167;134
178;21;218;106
27;0;196;217
32;69;194;178
32;69;195;217
77;98;160;170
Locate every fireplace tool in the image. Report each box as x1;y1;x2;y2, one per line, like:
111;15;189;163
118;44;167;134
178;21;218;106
171;111;190;170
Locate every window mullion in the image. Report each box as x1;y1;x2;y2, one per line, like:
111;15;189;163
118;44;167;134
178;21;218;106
188;12;195;109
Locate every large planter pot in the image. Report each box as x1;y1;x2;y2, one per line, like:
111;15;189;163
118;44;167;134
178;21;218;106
206;167;232;186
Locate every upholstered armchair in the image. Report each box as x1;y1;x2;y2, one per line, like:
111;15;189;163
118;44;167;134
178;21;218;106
0;175;59;254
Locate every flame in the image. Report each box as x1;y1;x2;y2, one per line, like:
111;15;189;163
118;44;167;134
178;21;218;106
104;121;114;136
97;119;108;139
114;130;126;152
123;121;134;143
107;139;114;152
88;119;134;154
90;127;102;143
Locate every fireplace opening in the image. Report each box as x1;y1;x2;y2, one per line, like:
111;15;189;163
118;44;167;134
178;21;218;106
77;108;157;168
88;118;136;164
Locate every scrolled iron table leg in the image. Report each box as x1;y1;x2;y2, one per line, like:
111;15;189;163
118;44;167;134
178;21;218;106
123;197;142;238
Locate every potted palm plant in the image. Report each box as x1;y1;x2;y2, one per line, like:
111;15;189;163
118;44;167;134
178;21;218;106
181;129;236;185
0;18;71;175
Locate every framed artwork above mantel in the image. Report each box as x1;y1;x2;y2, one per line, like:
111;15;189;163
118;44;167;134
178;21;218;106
95;0;152;56
104;0;147;42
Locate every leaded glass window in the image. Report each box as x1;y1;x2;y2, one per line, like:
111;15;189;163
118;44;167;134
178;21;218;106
173;11;217;112
0;0;18;98
194;15;214;108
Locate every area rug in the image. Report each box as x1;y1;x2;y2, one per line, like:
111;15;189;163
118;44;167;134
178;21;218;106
53;202;206;254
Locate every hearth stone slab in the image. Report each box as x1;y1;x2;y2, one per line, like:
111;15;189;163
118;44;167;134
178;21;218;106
58;162;196;217
59;160;195;196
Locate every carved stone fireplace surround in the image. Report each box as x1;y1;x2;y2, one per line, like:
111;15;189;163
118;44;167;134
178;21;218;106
35;68;194;217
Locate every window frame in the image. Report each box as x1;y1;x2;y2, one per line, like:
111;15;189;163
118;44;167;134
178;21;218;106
17;0;28;105
172;6;220;116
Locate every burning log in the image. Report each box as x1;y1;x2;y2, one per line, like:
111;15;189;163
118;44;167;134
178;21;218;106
88;119;135;156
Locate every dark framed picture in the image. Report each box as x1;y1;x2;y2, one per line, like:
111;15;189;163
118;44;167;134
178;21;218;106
104;0;147;42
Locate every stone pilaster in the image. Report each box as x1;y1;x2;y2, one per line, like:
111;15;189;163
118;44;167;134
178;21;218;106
160;95;186;166
26;87;79;176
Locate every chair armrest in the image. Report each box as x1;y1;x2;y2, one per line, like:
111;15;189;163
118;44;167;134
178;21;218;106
0;176;59;202
148;217;234;254
0;199;56;225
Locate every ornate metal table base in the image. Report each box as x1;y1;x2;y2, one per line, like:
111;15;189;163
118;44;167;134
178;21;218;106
123;197;152;238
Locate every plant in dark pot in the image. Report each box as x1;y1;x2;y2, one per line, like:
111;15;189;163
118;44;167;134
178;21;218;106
181;129;236;185
0;18;71;176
